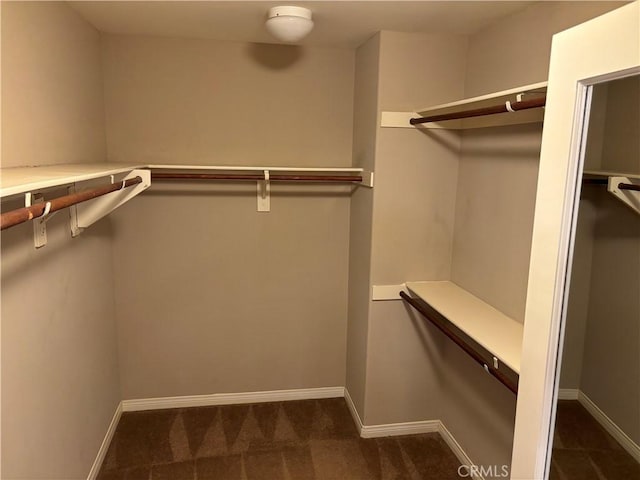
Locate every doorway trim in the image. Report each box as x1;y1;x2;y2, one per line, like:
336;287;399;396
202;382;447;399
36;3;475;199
510;3;640;479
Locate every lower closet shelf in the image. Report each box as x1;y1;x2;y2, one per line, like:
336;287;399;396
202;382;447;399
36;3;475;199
402;281;523;392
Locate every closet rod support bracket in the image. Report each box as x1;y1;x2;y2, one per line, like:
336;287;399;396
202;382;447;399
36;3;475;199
360;171;374;188
69;169;151;236
69;185;81;237
25;192;47;248
607;176;640;215
257;170;271;212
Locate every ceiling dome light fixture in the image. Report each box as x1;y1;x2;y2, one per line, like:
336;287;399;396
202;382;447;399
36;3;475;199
265;6;314;43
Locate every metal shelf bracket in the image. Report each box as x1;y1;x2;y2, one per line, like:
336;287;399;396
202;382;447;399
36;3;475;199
70;169;151;236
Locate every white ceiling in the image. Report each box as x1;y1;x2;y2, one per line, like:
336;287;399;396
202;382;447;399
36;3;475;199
69;1;537;48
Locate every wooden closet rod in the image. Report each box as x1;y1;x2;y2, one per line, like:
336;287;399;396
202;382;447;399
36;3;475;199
0;176;143;231
399;291;518;394
582;178;608;185
410;96;546;125
152;173;363;183
582;179;640;191
619;182;640;191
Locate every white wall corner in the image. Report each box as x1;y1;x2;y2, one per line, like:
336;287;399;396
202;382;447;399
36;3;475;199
343;387;364;435
342;404;479;479
87;401;122;480
344;386;440;439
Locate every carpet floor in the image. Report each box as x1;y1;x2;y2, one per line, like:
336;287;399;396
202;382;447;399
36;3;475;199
97;397;462;480
550;400;640;480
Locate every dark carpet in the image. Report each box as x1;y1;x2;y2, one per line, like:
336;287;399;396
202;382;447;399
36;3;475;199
550;400;640;480
97;397;462;479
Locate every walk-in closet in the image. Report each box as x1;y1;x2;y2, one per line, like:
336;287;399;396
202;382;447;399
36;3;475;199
1;2;638;479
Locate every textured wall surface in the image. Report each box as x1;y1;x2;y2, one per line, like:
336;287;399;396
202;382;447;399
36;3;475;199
1;1;107;168
1;3;120;479
102;34;355;399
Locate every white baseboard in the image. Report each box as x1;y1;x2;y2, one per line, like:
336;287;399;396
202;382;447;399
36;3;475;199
121;386;345;412
577;390;640;463
557;388;579;400
97;387;482;480
439;422;484;480
360;419;440;438
343;389;478;478
344;388;439;438
87;401;122;480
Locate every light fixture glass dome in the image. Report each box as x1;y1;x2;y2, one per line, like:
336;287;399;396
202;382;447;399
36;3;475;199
265;6;314;43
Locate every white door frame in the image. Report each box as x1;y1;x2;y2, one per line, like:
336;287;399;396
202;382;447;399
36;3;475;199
511;3;640;479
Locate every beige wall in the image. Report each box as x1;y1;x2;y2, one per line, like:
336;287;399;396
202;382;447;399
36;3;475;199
451;125;542;322
558;194;597;389
364;30;467;425
599;75;640;173
1;1;107;168
1;3;120;479
102;35;354;166
453;1;624;324
580;189;640;445
346;33;379;415
464;1;627;97
102;34;355;398
446;124;539;472
357;28;522;472
1;212;121;480
371;31;465;284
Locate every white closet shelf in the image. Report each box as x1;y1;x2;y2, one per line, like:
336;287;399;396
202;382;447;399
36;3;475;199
1;163;374;231
0;163;151;247
148;164;374;189
148;164;374;211
405;281;523;374
148;164;365;173
583;169;640;180
0;162;146;198
0;163;374;199
381;81;547;130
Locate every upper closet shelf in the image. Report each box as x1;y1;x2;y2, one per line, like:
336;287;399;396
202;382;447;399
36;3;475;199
1;163;374;243
0;163;147;198
583;170;640;180
148;165;373;186
148;164;366;173
401;281;523;393
148;164;374;212
0;163;151;247
0;164;373;197
381;81;547;130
